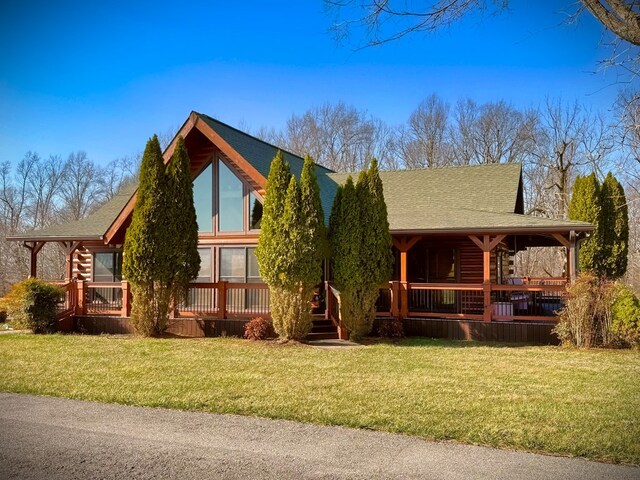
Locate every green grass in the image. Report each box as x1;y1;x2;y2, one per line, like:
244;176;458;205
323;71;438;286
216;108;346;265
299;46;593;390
0;334;638;464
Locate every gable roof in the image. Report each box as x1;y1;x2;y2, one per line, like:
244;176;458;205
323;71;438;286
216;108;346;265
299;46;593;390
7;182;138;242
196;113;334;180
8;113;593;243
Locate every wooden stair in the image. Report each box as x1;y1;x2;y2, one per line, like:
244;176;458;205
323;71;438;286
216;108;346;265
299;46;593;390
306;318;339;341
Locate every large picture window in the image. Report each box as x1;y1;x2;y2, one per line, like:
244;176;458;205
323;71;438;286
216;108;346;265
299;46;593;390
218;161;244;232
191;156;263;235
193;163;213;233
93;252;122;282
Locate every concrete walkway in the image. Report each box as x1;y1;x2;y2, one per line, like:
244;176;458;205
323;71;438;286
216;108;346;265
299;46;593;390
0;393;637;480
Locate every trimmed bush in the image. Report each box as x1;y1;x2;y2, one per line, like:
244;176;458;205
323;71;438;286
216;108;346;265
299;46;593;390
611;284;640;348
0;278;63;333
377;319;405;338
243;317;274;340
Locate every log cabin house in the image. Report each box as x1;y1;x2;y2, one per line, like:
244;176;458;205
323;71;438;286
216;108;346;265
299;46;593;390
8;112;594;343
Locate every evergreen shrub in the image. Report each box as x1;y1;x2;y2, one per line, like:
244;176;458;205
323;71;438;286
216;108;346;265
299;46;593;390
0;278;63;333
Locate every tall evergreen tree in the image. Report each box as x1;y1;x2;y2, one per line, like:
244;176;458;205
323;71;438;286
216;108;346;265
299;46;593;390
123;135;173;336
256;152;325;340
568;173;601;274
599;173;629;279
166;136;200;299
255;151;291;287
299;155;327;267
330;160;392;341
365;158;393;285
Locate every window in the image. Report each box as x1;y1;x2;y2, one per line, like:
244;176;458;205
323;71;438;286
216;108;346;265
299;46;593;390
218;161;244;232
197;248;212;282
193;163;213;233
219;247;262;283
428;249;457;283
220;248;246;283
249;192;263;230
93;252;122;282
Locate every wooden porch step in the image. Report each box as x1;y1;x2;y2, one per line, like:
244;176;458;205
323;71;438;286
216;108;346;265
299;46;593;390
306;331;339;341
308;319;339;340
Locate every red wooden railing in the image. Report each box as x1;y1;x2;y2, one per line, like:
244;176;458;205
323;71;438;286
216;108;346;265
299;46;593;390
61;277;567;324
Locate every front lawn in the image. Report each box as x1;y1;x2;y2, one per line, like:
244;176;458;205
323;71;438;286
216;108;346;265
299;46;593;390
0;334;638;464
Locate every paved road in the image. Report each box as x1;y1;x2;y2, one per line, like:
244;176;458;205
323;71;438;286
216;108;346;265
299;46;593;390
0;393;637;480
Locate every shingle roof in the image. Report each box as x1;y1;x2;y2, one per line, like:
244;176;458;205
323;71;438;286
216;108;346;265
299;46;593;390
8;115;593;242
6;182;138;241
324;164;592;233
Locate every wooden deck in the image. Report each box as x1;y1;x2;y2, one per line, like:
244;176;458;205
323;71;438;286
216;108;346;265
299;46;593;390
55;278;565;343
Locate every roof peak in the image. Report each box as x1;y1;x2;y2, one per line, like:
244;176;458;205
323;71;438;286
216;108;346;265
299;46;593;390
193;112;335;174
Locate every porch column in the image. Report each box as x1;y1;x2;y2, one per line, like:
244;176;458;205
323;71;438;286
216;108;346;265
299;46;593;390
569;230;577;283
23;241;45;278
551;233;574;283
469;234;506;322
482;235;492;322
59;241;82;281
393;236;420;319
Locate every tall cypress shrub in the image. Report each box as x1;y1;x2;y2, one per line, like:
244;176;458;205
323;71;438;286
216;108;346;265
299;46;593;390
255;151;291;287
599;173;629;279
569;173;601;274
330;160;392;341
123;135;173;336
166;136;200;300
256;152;325;340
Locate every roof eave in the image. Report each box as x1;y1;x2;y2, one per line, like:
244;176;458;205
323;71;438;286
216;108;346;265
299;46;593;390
6;234;105;242
390;225;595;235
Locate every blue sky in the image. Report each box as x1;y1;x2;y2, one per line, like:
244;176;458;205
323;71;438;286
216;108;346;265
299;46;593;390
0;0;625;165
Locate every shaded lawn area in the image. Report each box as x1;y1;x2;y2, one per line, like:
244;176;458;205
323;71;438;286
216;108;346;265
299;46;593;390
0;334;638;464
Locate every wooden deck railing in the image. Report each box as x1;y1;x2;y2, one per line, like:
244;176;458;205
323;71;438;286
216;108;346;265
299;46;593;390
60;277;566;324
407;283;485;320
491;284;567;321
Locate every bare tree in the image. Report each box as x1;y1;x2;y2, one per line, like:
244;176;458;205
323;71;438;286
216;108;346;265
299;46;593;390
326;1;640;47
60;151;104;221
279;102;396;172
398;94;451;168
450;99;537;165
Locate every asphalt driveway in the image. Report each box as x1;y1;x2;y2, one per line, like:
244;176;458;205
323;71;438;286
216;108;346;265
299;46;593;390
0;393;637;479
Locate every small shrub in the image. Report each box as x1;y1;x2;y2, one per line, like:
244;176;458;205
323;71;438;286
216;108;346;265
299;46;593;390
0;278;63;333
244;316;274;340
611;283;640;348
555;274;617;348
377;319;405;338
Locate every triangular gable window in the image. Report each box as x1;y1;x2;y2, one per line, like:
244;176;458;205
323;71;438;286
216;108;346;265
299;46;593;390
191;157;263;235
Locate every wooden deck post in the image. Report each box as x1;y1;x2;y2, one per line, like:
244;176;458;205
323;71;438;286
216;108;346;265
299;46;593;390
121;281;130;318
324;281;330;320
75;281;86;315
391;281;400;318
393;236;420;319
24;241;45;278
569;230;577;283
482;235;492;322
60;241;82;281
218;281;227;320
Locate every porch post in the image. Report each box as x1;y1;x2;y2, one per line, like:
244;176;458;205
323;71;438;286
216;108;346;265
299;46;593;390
24;241;45;278
482;235;492;322
121;280;130;317
569;230;577;283
393;236;420;319
60;241;82;281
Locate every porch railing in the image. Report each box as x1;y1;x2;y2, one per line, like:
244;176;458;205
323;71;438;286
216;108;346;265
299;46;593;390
63;278;566;323
407;283;485;320
491;284;567;321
